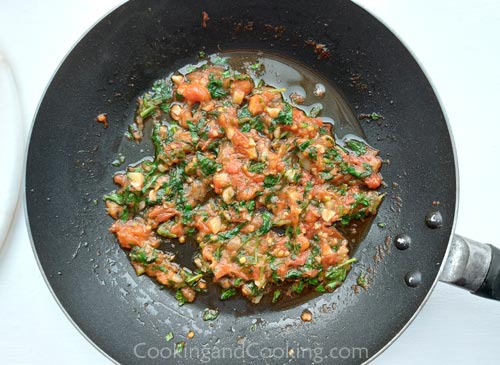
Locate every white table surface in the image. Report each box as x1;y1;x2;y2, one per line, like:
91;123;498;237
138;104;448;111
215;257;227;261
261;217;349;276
1;0;499;364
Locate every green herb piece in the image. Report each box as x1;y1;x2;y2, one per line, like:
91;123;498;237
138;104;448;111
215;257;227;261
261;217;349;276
197;152;220;176
325;281;341;291
175;341;185;353
304;181;313;195
141;174;159;194
309;104;323;117
247;161;266;173
346;139;367;156
213;246;223;261
165;332;174;342
103;192;124;205
271;271;282;283
124;130;134;140
272;289;281;303
207;73;227;99
175;289;187;306
202;308;219;321
307;146;318;161
237;105;252;119
298;140;312;151
263;174;280;188
140;105;156;118
357;273;367;287
339;257;358;267
324;258;358;289
320;171;333;181
315;284;326;292
151;79;173;102
185;272;203;286
340;212;364;226
264;194;275;205
353;193;370;207
345;164;373;179
258;211;273;234
240;123;251;133
377;222;386;228
160;103;170;113
291;280;305;294
175;90;184;101
307;277;319;286
118;207;129;222
129;246;158;265
238;106;264;132
249;62;262;70
241;118;264;132
151;122;163;156
275;103;293;125
157;222;178;238
211;56;227;65
246;200;255;212
152;265;168;273
220;288;237;300
218;223;245;240
284;226;293;238
285;241;301;256
325;266;347;283
318;126;328;135
187;121;200;144
285;268;303;280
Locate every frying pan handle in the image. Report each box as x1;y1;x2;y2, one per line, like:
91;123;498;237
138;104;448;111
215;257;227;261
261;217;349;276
440;234;500;300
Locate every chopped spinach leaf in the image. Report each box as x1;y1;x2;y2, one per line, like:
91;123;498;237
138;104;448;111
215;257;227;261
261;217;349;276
202;308;219;321
247;161;266;173
272;289;281;303
275;103;293;125
129;246;158;265
258;211;273;234
346;139;367;156
220;288;237;300
263;174;280;188
207;73;227;99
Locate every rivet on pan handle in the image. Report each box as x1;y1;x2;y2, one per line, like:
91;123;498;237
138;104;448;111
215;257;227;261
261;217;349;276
440;235;500;301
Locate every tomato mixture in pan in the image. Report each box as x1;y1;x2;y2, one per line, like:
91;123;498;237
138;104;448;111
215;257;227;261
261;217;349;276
104;55;384;304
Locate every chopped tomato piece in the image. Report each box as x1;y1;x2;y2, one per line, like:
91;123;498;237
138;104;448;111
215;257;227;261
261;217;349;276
177;83;211;103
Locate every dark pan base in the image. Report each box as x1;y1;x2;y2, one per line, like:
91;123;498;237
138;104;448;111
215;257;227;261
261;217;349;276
26;1;457;364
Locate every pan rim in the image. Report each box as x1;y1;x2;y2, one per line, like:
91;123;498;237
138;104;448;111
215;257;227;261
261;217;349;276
23;1;128;364
350;1;460;363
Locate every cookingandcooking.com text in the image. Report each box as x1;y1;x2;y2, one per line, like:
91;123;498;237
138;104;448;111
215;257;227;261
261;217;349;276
133;341;369;363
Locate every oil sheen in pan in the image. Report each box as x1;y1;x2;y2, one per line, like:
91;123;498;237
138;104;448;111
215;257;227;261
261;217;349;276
114;51;377;311
221;50;364;139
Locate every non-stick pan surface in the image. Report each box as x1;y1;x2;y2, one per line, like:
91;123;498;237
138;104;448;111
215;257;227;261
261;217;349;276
26;1;457;363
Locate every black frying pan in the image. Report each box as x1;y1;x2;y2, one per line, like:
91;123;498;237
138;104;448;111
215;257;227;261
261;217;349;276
26;1;500;364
